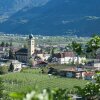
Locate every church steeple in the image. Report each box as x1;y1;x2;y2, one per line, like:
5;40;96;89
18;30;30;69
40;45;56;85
28;34;35;59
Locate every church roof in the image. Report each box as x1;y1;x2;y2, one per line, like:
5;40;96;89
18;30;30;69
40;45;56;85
29;34;33;39
15;48;28;55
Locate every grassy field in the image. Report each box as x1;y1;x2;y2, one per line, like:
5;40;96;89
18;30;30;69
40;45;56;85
1;69;88;94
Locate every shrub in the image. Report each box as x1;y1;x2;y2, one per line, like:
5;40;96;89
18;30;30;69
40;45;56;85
0;66;8;75
74;76;100;100
9;88;71;100
0;77;3;99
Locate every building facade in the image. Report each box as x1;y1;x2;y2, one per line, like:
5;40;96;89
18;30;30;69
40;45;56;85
28;34;35;59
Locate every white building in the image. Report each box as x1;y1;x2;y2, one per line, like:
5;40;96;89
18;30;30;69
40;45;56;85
94;63;100;70
53;52;86;64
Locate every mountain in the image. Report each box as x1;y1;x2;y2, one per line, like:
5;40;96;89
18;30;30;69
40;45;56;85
0;0;100;36
0;0;50;15
0;0;50;22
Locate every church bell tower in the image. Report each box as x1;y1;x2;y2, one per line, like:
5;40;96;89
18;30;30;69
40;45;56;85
28;34;35;59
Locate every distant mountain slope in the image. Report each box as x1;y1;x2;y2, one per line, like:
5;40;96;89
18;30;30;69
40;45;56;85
0;0;49;15
0;0;50;22
0;0;100;36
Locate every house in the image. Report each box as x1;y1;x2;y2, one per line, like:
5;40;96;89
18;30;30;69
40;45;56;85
59;67;84;78
82;71;95;80
53;52;86;64
59;67;95;80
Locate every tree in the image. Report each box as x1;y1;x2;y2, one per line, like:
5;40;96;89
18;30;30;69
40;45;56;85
65;44;72;52
47;47;55;63
71;41;83;66
10;42;12;47
1;42;5;47
29;58;34;67
50;47;55;57
10;88;70;100
0;66;8;75
9;49;13;59
0;77;3;99
9;63;14;72
5;43;9;47
23;44;27;48
74;76;100;100
86;35;100;58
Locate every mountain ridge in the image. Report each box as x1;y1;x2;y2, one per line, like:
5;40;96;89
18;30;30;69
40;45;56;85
0;0;100;36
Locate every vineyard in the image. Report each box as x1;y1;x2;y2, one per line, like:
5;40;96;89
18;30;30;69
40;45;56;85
1;69;88;94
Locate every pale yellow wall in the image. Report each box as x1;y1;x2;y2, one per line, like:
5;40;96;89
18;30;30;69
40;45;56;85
37;54;44;60
28;38;35;58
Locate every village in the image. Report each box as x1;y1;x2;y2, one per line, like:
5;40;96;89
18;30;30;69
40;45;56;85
0;0;100;99
0;34;100;80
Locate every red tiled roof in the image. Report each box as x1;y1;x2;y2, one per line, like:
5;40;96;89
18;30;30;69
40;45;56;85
84;72;94;76
53;52;75;58
62;52;75;57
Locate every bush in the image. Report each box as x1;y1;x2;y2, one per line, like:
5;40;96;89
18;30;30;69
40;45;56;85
9;88;71;100
0;77;3;99
0;66;8;75
74;76;100;100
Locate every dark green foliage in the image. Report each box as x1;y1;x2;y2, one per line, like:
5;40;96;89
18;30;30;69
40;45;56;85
9;49;14;59
0;42;5;47
10;42;12;47
86;36;100;58
47;56;52;63
0;66;8;75
0;77;3;99
51;47;55;57
72;41;83;56
74;76;100;100
5;43;9;47
23;44;27;48
95;75;100;83
8;63;14;72
9;88;70;100
51;88;68;100
47;67;58;75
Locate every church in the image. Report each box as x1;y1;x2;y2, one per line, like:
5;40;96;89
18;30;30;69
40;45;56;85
15;35;44;63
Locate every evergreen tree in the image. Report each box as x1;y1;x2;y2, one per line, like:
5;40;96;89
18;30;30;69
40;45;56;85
9;49;13;59
10;42;12;47
23;44;27;48
50;47;55;57
1;42;5;47
5;43;9;47
9;63;14;72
